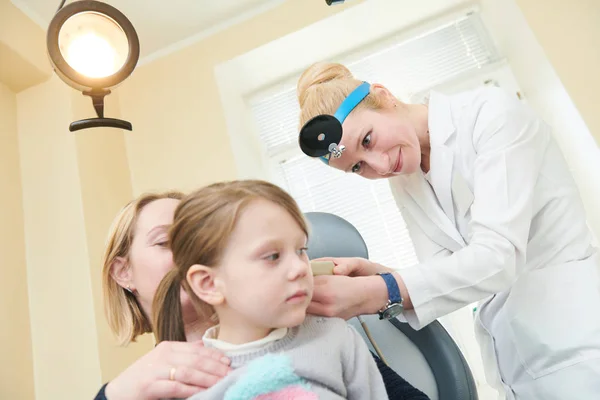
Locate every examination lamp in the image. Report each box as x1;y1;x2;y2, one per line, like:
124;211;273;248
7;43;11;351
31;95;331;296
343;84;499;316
47;0;140;132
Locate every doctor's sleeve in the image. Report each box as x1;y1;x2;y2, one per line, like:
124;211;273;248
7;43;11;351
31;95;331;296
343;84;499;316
398;209;452;328
398;89;550;330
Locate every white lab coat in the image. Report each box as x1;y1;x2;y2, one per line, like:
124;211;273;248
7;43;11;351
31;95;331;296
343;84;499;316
389;87;600;399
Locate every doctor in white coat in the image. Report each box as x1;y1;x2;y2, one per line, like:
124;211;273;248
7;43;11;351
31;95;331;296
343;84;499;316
296;62;600;399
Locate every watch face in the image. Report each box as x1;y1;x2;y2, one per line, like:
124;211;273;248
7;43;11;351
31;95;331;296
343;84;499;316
382;303;403;319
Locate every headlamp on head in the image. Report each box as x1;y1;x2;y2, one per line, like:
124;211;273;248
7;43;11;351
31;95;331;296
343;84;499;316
298;81;370;164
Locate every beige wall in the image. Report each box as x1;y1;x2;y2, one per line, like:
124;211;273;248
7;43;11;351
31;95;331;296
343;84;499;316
71;88;157;384
0;81;35;400
17;76;103;399
0;0;51;92
14;76;156;398
119;0;360;195
515;0;600;143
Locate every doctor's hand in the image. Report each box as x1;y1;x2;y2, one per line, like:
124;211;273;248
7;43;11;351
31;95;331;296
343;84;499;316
313;256;393;277
308;274;390;320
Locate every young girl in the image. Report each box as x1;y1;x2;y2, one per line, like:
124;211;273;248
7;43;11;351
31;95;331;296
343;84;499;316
152;180;389;400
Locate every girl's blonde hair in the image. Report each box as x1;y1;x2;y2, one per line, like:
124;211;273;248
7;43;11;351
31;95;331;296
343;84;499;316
102;191;184;346
297;61;385;128
152;180;308;343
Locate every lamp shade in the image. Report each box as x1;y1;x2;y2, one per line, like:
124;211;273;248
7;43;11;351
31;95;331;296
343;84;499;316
47;0;139;92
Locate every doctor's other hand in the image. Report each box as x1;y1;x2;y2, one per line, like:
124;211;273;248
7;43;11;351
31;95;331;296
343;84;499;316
314;256;392;277
104;340;231;400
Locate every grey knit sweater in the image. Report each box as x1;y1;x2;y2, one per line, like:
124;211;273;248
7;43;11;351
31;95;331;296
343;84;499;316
187;316;389;400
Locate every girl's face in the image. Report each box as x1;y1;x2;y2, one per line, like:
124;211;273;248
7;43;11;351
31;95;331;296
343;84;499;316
189;200;312;342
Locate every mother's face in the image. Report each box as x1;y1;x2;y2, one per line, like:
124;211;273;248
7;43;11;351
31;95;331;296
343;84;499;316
127;198;181;316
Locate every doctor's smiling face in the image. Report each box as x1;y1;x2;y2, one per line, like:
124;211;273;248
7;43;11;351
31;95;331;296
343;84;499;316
327;85;429;180
297;62;430;180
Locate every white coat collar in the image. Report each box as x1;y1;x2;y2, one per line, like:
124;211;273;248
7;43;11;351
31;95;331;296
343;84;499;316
428;91;455;146
390;92;465;251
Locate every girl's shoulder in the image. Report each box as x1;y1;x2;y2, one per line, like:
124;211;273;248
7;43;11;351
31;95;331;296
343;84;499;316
298;315;352;339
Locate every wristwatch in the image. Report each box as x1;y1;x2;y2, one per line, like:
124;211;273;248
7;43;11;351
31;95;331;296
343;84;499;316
377;272;404;320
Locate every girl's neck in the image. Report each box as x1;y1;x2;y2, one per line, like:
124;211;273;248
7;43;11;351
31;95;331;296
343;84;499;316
184;317;212;342
216;312;273;345
183;306;214;342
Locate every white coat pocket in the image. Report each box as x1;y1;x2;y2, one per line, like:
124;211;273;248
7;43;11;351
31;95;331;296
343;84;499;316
505;258;600;379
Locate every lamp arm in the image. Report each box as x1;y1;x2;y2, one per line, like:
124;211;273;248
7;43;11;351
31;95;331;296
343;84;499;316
56;0;67;13
83;89;111;119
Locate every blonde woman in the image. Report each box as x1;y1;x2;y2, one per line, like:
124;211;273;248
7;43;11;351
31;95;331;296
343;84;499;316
95;192;231;400
297;62;600;399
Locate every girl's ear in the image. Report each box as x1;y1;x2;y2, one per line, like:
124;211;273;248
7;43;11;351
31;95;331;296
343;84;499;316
187;265;224;306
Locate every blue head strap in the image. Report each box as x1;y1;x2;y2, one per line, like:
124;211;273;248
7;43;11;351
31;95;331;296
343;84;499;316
320;82;370;164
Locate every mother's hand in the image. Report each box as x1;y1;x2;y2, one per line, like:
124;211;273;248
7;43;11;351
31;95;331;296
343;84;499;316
105;341;231;400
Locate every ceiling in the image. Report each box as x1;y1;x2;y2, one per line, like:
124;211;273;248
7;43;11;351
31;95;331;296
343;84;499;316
10;0;285;61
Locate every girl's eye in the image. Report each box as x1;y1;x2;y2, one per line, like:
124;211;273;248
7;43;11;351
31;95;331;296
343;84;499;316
265;253;280;262
155;241;168;248
297;247;308;256
352;162;362;174
362;133;371;148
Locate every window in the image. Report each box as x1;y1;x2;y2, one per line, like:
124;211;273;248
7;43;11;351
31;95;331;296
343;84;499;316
248;12;501;272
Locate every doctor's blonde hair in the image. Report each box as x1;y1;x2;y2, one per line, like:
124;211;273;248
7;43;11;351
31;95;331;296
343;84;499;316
297;62;389;128
152;180;308;343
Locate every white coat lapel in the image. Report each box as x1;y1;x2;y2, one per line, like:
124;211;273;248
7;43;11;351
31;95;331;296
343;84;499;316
429;144;455;224
400;172;465;251
427;91;458;228
389;91;466;252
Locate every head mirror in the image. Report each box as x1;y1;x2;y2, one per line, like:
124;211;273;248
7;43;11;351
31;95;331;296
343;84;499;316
298;81;370;164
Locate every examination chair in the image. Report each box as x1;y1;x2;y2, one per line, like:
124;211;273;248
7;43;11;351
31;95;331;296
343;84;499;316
304;212;479;400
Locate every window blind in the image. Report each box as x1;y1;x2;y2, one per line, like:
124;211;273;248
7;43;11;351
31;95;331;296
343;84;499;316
248;12;499;271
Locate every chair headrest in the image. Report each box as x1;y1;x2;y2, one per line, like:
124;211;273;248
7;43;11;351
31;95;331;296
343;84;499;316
304;212;369;260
